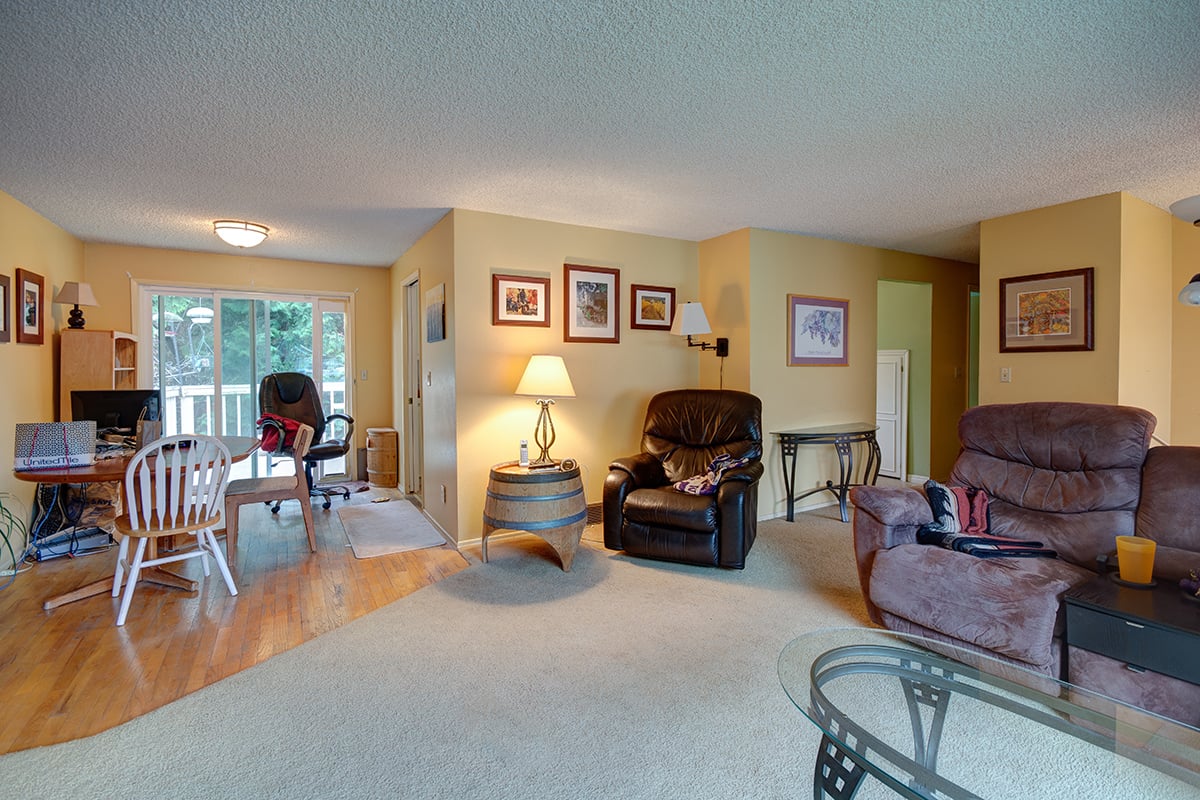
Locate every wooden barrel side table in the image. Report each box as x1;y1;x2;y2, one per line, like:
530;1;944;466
482;461;586;571
365;427;398;488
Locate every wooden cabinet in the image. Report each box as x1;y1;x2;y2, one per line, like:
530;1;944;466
59;330;139;420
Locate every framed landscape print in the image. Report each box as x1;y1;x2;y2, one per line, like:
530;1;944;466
563;264;620;343
629;284;675;330
788;294;848;366
999;267;1093;352
0;274;9;343
15;268;44;345
493;274;550;327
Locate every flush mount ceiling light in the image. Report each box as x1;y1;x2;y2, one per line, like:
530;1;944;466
213;220;269;248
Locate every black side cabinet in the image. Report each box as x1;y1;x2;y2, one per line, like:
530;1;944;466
1064;573;1200;723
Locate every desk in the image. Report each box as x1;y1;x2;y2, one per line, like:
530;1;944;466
14;435;259;610
773;423;880;523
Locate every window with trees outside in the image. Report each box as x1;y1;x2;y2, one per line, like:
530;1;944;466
137;287;352;482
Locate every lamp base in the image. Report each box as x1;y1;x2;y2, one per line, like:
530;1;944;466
67;306;87;329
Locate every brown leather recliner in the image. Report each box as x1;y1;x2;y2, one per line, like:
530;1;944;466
603;389;764;569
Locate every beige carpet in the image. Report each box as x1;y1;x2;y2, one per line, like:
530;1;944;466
337;496;448;558
1;506;1193;799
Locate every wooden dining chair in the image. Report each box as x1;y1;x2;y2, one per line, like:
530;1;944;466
223;423;316;568
112;434;236;626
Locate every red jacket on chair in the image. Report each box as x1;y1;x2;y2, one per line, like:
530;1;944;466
257;413;302;453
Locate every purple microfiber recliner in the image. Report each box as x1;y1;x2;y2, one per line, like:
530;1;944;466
851;402;1156;680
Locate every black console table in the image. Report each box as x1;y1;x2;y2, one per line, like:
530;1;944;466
773;423;881;523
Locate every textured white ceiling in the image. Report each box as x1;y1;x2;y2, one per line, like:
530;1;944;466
2;1;1199;267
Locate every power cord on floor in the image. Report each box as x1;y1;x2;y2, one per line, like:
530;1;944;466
0;492;33;590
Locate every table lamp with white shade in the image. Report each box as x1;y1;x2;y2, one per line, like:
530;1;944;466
515;355;576;467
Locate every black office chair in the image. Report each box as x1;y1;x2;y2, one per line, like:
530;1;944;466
259;372;355;510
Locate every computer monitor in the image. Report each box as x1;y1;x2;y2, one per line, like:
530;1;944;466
70;389;162;433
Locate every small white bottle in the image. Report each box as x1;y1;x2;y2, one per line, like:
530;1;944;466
519;440;530;467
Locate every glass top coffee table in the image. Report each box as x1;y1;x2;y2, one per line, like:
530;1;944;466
779;628;1200;799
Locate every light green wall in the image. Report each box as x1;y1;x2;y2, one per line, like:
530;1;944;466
877;280;932;479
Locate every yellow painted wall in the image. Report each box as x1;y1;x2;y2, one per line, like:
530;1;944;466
979;193;1122;405
698;229;752;391
390;212;457;538
728;229;975;519
1173;216;1200;445
1117;194;1173;435
979;192;1183;440
82;244;393;456
447;210;699;545
0;190;86;562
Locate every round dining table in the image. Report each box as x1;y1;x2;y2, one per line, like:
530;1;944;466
13;435;260;611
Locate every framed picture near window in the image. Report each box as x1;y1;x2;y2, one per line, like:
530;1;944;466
0;274;10;343
629;284;675;330
425;282;446;343
15;268;44;345
492;274;550;327
999;267;1093;352
563;264;620;343
788;294;848;366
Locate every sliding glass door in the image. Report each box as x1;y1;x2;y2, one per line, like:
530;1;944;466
142;287;351;479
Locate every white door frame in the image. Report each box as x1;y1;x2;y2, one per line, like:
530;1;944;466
402;272;424;500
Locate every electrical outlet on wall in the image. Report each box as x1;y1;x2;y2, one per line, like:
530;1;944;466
1000;367;1011;383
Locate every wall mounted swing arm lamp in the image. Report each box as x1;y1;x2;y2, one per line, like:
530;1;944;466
670;301;729;357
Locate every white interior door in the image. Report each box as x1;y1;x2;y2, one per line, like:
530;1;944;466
876;350;909;480
403;275;424;499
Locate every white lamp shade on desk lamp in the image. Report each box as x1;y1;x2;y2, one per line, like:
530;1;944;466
515;355;575;466
515;355;576;398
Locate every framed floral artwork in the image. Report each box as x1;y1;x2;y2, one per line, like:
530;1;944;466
15;268;44;345
999;267;1094;352
629;284;675;330
563;264;620;343
493;274;550;327
788;294;848;366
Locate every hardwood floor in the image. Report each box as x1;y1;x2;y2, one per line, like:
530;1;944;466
0;494;470;755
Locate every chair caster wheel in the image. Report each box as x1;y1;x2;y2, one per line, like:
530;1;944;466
323;500;332;510
271;506;280;515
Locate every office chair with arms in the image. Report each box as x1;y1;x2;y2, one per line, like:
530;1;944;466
259;372;355;510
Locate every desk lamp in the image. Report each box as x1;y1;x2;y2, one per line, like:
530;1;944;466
54;282;99;329
515;355;575;467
